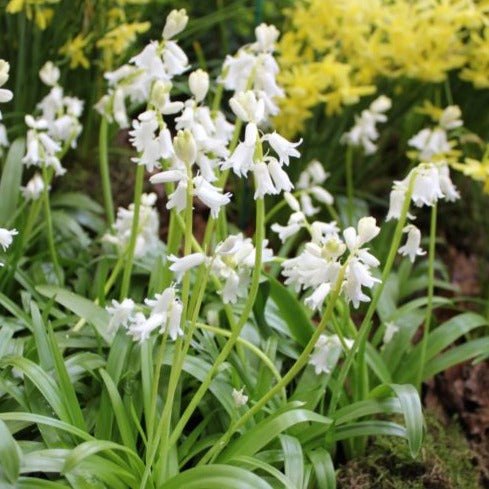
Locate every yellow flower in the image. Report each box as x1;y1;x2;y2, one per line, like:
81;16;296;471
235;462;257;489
97;21;150;56
6;0;57;30
59;34;91;69
453;156;489;193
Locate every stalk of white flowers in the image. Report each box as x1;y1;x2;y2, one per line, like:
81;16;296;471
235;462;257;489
0;123;9;157
282;217;380;309
0;228;18;267
0;60;13;120
341;95;391;155
212;233;273;304
222;90;301;198
408;105;463;162
398;224;426;263
168;253;206;282
162;9;188;40
232;387;248;407
103;193;161;257
20;173;45;201
309;334;354;375
106;298;135;332
221;23;284;122
189;69;209;103
386;162;459;221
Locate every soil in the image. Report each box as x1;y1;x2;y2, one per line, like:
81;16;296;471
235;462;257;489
337;412;482;489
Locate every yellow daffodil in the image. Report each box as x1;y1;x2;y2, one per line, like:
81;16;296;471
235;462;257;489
59;34;91;69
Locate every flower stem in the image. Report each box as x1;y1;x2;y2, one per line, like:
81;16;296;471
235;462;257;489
41;165;62;284
120;164;145;299
345;144;354;226
99;117;115;227
199;262;348;465
416;202;437;390
175;195;264;439
328;173;416;416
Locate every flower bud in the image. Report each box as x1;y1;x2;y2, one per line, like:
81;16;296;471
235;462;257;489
39;61;60;87
163;9;188;40
254;24;279;52
151;80;172;112
189;69;209;102
0;60;10;87
173;129;197;164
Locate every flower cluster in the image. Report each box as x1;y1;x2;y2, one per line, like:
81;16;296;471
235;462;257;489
386;104;464;262
282;217;380;309
0;228;18;267
212;234;273;304
0;60;13;158
106;286;183;343
104;193;161;258
221;23;283;122
276;0;489;136
341;95;392;155
221;90;301;198
22;61;84;176
309;334;353;375
96;9;189;128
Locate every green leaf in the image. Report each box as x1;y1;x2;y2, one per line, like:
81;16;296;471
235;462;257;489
333;398;401;426
20;448;69;474
219;407;331;463
308;449;336;489
17;477;69;488
265;274;314;347
46;322;86;431
51;192;103;214
253;280;273;337
35;286;112;344
232;455;297;489
0;413;91;442
30;302;53;371
369;384;423;457
333;421;407;441
0;138;24;227
399;312;489;383
159;465;274;489
279;434;304;489
63;440;141;475
0;356;71;424
98;369;136;452
423;337;489;379
0;419;21;484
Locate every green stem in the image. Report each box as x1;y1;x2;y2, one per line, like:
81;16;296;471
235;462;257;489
196;322;285;397
151;166;194;483
120;164;145;299
41;165;62;284
416;202;437;390
168;196;265;450
328;172;416;416
345;145;354;226
146;328;169;454
99;117;115;227
200;262;348;465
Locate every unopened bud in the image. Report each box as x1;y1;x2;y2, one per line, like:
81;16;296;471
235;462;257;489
151;80;172;112
0;60;10;86
162;9;188;40
173;129;197;164
189;69;209;103
39;61;60;87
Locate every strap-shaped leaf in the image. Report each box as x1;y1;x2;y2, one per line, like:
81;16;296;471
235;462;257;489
0;419;21;484
219;406;331;463
159;465;274;489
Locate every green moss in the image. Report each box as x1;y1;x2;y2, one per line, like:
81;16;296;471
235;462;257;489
337;413;481;489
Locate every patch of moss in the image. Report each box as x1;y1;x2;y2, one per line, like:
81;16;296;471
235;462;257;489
337;413;481;489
